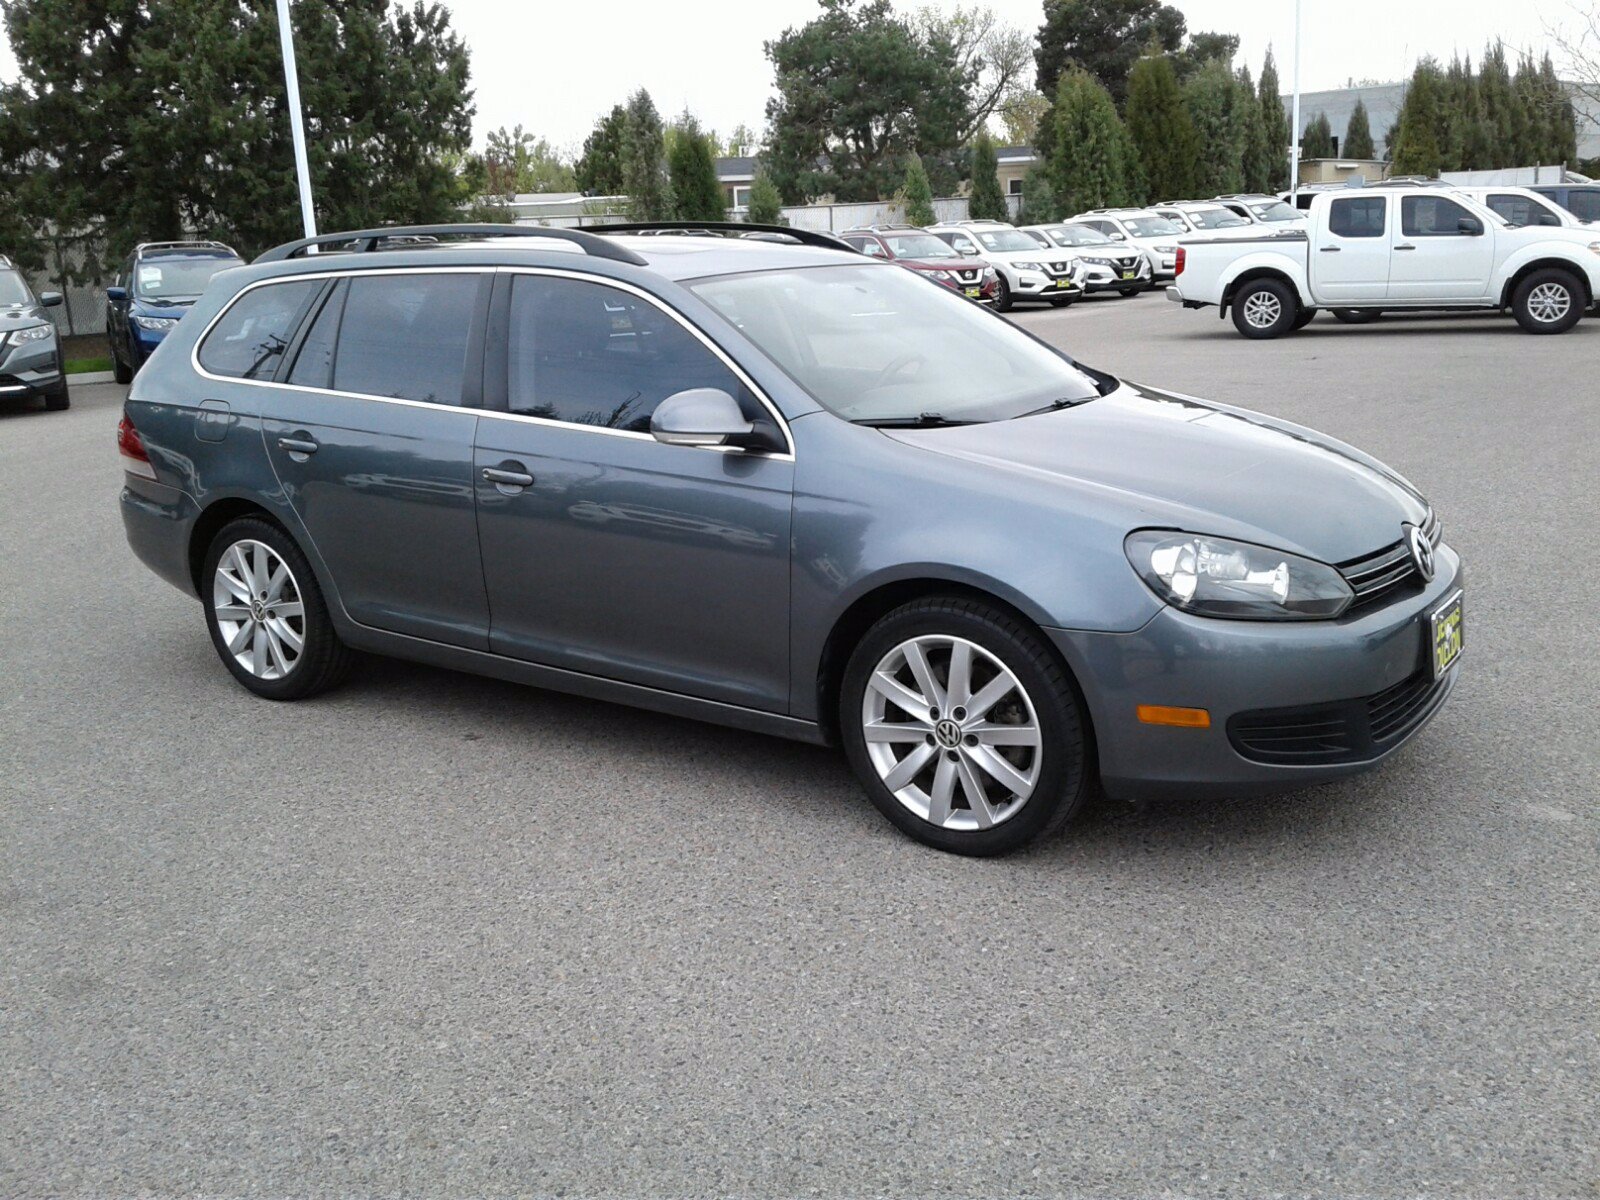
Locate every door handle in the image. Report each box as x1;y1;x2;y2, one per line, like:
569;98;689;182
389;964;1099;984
482;465;535;488
277;436;319;455
1395;244;1417;251
1320;246;1341;252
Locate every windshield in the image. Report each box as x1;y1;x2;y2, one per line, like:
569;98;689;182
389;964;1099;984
1184;208;1249;229
1123;216;1183;238
135;256;242;300
692;264;1101;424
976;228;1045;252
1045;225;1112;247
0;270;35;307
1249;200;1302;222
882;233;959;260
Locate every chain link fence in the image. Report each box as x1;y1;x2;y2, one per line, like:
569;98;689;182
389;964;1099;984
11;230;111;338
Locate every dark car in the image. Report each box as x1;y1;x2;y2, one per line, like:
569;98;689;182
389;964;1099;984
839;226;999;303
1529;184;1600;225
106;241;244;382
119;222;1462;856
0;255;68;411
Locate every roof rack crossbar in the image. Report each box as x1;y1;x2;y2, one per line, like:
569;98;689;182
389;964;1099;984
580;220;857;253
136;240;239;255
253;224;648;266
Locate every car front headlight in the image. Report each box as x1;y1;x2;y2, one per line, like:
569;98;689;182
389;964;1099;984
132;315;181;332
1125;530;1353;620
11;323;55;342
1588;241;1600;256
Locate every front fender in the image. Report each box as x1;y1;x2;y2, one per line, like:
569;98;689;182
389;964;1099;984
1493;240;1600;301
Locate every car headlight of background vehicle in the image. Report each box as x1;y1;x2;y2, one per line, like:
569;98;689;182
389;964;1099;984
132;315;181;332
1124;530;1353;620
10;323;55;342
1154;244;1178;255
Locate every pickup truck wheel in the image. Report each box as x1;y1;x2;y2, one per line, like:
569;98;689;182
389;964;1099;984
1512;268;1584;334
1231;279;1297;339
1331;308;1380;324
1292;307;1318;330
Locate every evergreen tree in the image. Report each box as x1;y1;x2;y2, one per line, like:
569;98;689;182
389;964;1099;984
1183;60;1243;195
621;89;674;220
576;105;628;195
968;130;1009;220
1258;48;1290;190
1034;0;1187;108
668;113;726;221
1540;53;1579;167
1478;42;1518;169
1389;60;1446;177
1019;166;1059;223
1343;99;1375;159
1441;55;1491;170
1048;69;1132;213
1235;65;1272;192
1126;54;1199;202
901;154;937;225
1300;112;1334;159
745;171;786;224
1512;56;1544;165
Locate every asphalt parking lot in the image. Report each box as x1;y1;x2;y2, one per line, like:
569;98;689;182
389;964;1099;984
3;297;1597;1199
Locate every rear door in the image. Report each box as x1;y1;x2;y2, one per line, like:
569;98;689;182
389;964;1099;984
1387;194;1495;302
248;269;493;648
1312;195;1391;301
472;270;794;711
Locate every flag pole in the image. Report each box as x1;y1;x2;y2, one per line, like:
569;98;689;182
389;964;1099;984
276;0;317;241
1290;0;1302;205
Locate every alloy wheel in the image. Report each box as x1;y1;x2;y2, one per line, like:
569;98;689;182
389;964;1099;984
212;539;306;680
1242;290;1282;328
860;635;1042;831
1526;282;1572;324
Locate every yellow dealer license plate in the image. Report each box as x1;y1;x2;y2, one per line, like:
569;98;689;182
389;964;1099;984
965;286;981;298
1055;278;1075;289
1122;269;1136;279
1429;590;1464;678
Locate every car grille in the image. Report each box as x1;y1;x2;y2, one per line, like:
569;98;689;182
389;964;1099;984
1047;261;1073;274
1338;511;1442;616
1228;664;1453;766
954;268;983;284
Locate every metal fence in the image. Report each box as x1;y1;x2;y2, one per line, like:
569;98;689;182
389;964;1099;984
12;232;111;338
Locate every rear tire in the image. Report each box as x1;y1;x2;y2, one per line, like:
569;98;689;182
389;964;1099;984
1511;268;1584;334
993;274;1014;313
840;596;1090;856
1230;278;1298;339
202;517;355;701
1330;308;1380;324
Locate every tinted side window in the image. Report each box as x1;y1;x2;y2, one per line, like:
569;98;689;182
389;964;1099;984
1328;196;1386;238
198;281;320;379
286;281;344;389
1485;194;1537;225
1402;195;1473;236
332;273;479;405
1565;190;1600;221
506;275;761;434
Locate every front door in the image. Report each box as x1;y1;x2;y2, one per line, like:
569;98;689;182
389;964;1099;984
257;270;493;649
1315;194;1392;301
473;271;793;712
1386;194;1496;302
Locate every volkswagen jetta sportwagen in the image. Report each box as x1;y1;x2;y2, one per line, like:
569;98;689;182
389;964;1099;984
120;223;1462;855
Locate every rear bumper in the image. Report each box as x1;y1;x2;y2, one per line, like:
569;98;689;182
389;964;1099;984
1046;545;1464;801
121;476;200;597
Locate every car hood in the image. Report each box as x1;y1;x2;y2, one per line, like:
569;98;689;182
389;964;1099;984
993;249;1076;266
131;297;197;315
898;257;988;272
885;381;1427;565
0;305;49;330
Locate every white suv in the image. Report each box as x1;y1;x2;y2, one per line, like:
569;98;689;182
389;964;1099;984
1067;209;1187;282
1018;223;1151;296
1151;201;1253;234
927;220;1089;310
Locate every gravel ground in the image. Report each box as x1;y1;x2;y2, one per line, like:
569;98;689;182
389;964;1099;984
2;296;1596;1198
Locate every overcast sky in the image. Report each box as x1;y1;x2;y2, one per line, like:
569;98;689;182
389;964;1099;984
0;0;1580;152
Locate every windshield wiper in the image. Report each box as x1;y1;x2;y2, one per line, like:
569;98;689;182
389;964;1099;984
852;412;972;428
1018;396;1091;417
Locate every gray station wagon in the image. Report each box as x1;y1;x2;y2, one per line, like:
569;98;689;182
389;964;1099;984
120;222;1463;855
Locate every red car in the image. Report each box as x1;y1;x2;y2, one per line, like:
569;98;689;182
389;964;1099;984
840;225;999;303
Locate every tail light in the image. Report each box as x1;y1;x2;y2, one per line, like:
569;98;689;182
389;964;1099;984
118;412;157;480
1175;247;1187;276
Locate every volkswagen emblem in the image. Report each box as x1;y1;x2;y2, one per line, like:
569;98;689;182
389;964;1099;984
1405;524;1435;583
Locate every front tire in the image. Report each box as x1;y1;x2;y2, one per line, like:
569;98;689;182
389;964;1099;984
1512;268;1584;334
1118;286;1142;298
1047;293;1074;307
111;340;133;384
993;274;1014;313
42;381;70;411
1230;278;1298;339
202;517;354;701
840;597;1090;856
1330;308;1380;324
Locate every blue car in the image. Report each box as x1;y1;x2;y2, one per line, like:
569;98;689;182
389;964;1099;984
106;241;243;383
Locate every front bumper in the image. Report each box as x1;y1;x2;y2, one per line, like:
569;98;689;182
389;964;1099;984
1011;268;1087;299
0;336;64;400
1082;259;1150;291
1047;543;1464;801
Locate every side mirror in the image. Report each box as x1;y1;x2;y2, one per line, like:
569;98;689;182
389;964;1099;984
651;388;756;449
39;291;62;307
1109;232;1126;240
1536;211;1560;226
107;286;127;302
1457;216;1484;236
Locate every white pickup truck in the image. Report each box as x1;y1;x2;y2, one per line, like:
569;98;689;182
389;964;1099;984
1167;185;1600;338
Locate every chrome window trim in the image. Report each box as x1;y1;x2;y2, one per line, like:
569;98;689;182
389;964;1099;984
189;264;796;460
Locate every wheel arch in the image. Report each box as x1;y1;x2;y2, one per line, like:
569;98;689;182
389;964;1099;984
187;497;287;593
1222;266;1305;311
1498;257;1594;310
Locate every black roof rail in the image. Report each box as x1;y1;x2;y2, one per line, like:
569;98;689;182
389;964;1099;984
253;224;648;266
582;220;858;253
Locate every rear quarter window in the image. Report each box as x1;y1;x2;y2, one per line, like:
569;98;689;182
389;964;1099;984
198;280;321;379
